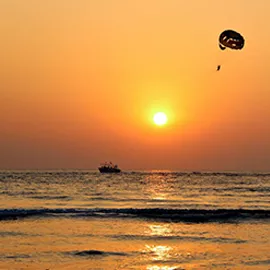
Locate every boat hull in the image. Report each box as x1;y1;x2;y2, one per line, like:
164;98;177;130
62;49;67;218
98;167;121;173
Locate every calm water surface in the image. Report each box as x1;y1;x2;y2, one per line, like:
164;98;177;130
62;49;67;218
0;170;270;269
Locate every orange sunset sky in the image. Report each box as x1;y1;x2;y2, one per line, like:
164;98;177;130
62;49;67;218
1;1;270;170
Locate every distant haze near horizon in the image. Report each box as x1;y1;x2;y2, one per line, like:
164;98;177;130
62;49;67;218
1;1;270;171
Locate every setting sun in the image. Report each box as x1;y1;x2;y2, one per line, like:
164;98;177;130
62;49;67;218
153;112;168;126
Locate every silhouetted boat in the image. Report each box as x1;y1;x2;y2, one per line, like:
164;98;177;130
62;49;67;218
98;162;121;173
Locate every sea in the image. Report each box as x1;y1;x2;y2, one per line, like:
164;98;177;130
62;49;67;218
0;170;270;270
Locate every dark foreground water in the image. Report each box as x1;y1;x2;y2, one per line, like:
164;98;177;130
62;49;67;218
0;170;270;269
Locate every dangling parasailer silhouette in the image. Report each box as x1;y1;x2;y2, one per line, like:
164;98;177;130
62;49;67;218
217;65;221;71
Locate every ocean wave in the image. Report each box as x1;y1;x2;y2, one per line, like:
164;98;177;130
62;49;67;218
30;195;71;200
0;231;29;237
1;208;270;223
70;250;128;257
244;259;270;266
110;234;246;243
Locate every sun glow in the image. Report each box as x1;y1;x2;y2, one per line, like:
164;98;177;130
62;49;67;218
153;112;168;126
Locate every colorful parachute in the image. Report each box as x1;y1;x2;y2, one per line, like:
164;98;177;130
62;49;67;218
219;30;245;50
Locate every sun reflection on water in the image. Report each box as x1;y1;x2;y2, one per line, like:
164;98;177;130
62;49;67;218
141;174;187;270
142;223;181;270
143;173;173;201
145;244;172;261
147;265;179;270
148;224;172;236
